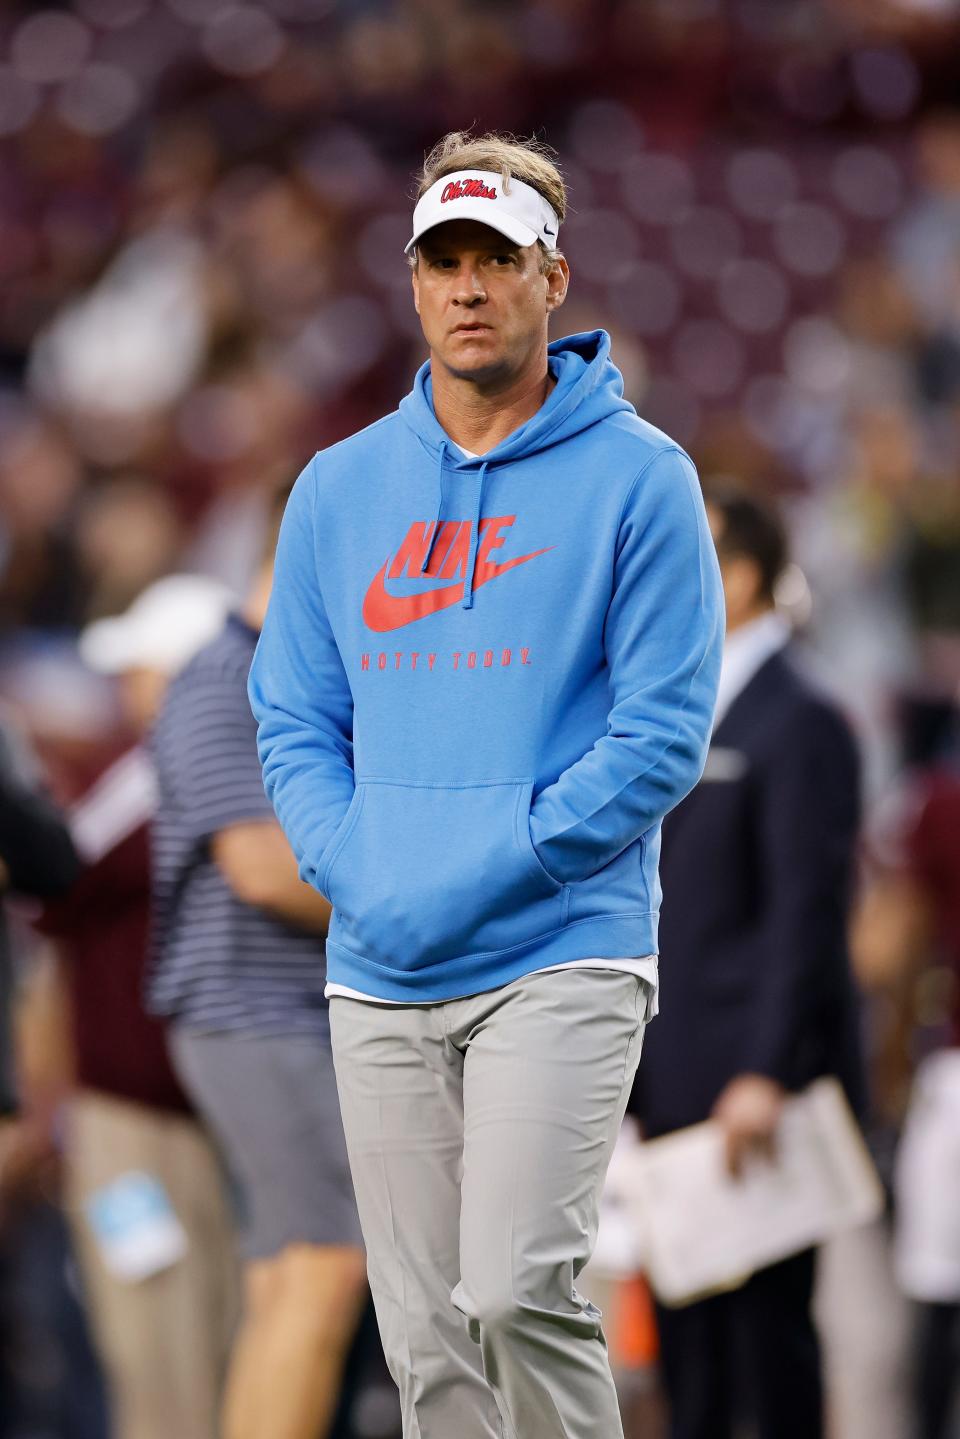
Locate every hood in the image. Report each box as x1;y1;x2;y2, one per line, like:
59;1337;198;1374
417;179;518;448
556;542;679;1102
398;329;635;464
396;329;635;612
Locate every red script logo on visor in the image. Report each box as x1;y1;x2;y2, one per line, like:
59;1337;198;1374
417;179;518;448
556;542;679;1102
441;179;498;203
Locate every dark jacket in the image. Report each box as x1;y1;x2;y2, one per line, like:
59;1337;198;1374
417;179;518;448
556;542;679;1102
0;724;79;1115
631;647;865;1138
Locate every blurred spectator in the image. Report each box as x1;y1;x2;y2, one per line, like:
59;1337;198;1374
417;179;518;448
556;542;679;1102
147;499;366;1439
891;113;960;352
0;411;86;630
630;491;864;1439
33;573;237;1439
863;723;960;1439
0;1197;109;1439
74;477;183;622
0;715;95;1437
0;716;79;1118
896;1045;960;1439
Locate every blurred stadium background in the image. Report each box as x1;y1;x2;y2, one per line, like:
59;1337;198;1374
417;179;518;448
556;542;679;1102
1;0;960;1436
1;0;959;784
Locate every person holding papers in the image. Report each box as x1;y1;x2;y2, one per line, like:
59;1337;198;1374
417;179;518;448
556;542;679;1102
630;490;864;1439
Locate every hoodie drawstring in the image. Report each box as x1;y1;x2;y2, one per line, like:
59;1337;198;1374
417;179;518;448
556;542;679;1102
420;439;447;575
419;442;488;607
462;460;488;610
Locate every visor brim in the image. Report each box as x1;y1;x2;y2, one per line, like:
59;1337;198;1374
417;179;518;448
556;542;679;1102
405;205;540;256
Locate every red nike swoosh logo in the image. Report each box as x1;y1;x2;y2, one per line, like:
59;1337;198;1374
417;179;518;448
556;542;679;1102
363;548;552;633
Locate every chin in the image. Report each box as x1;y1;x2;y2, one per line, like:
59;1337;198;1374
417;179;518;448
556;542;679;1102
440;347;510;383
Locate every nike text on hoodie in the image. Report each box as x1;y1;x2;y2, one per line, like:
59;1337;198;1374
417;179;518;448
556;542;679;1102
249;330;724;1002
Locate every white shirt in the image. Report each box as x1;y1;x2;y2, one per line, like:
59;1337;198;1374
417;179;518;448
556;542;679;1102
712;611;791;731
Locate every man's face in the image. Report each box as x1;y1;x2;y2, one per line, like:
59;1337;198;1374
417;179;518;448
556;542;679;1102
411;219;567;386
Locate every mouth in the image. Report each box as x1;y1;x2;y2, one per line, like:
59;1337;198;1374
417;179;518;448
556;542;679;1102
452;323;493;336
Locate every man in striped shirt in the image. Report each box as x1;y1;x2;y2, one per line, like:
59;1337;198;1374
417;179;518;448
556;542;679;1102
148;500;366;1439
44;573;237;1439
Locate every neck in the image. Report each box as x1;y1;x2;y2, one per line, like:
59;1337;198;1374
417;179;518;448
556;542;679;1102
241;564;273;632
430;345;554;454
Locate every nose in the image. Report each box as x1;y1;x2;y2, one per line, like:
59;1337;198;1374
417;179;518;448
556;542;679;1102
452;265;487;307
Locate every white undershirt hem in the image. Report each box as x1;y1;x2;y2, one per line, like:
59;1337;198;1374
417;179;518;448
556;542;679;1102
325;955;659;1018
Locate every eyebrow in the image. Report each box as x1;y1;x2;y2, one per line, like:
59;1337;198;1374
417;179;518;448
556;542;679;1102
420;239;522;259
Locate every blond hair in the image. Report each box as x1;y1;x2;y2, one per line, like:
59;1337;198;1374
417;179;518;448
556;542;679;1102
412;130;566;271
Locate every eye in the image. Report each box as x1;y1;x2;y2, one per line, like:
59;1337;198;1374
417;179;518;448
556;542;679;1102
492;254;516;266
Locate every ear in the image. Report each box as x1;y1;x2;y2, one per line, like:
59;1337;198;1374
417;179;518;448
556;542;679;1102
545;254;570;313
411;264;420;316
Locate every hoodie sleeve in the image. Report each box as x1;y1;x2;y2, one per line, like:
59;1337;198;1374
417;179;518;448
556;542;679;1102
248;459;355;891
529;447;723;886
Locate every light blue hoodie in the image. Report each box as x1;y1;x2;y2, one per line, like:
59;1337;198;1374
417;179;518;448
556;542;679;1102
249;330;723;1001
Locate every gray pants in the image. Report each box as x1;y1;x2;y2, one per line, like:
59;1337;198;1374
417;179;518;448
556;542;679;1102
329;968;649;1439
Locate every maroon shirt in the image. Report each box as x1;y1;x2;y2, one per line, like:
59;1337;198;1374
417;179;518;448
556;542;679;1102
36;746;191;1114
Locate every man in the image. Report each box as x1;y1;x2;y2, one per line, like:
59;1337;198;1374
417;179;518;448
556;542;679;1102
0;715;80;1185
0;717;81;1426
870;737;960;1439
37;574;238;1439
630;490;864;1439
148;516;366;1439
248;131;724;1439
0;720;80;1118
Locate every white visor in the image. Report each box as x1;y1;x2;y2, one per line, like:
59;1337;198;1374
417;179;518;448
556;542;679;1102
405;170;560;255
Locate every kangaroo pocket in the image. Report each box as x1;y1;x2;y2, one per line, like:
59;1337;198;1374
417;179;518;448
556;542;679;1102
322;779;564;970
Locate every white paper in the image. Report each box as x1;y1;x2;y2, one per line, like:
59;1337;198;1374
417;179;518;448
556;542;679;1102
610;1078;884;1307
591;1120;648;1279
894;1049;960;1302
84;1170;188;1283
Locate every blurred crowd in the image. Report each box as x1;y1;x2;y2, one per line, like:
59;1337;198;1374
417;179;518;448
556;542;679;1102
1;0;959;769
0;0;960;1436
